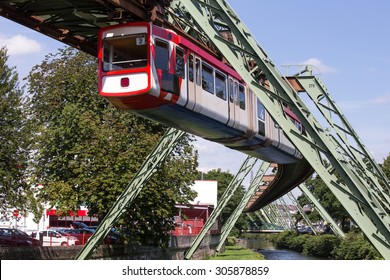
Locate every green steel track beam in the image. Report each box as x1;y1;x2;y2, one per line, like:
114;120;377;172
184;156;257;260
75;127;185;260
299;183;345;238
172;0;390;258
215;161;270;253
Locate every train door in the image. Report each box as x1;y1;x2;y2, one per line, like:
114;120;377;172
233;83;247;131
227;78;236;127
186;54;203;112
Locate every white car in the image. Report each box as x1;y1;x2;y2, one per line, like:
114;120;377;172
37;230;78;246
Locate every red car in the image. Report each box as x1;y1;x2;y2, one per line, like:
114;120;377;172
0;227;42;247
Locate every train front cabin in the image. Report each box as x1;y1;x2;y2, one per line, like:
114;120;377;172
98;22;302;164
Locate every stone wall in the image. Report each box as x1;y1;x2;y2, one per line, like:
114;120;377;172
0;234;223;260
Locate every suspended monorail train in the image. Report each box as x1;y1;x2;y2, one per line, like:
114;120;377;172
98;22;303;164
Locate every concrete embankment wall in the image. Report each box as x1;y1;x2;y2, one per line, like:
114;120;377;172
0;234;222;260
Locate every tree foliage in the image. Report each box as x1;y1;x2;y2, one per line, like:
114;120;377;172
26;47;198;246
0;47;35;218
298;174;350;230
198;168;247;233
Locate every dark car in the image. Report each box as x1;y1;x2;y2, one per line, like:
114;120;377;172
55;228;116;245
0;227;42;247
69;222;89;229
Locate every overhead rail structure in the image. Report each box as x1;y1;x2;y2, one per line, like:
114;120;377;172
1;0;389;258
166;0;390;258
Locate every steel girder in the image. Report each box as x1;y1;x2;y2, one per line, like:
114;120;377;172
172;0;390;258
75;127;185;260
183;156;257;260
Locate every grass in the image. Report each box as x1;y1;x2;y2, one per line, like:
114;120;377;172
208;245;265;260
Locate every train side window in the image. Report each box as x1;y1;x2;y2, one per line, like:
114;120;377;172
195;58;201;86
239;84;246;110
234;81;238;104
202;63;214;94
155;39;169;71
229;79;234;103
257;99;266;136
188;54;194;82
176;47;185;79
215;71;227;100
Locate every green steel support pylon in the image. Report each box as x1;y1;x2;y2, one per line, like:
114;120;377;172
264;205;280;228
259;209;272;225
246;212;261;230
184;156;257;260
278;197;295;230
215;161;270;253
286;192;318;235
299;183;345;238
171;0;390;258
269;203;288;229
75;127;185;260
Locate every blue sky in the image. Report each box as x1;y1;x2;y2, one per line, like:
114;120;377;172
1;1;390;185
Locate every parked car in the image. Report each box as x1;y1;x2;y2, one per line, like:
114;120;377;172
69;222;89;229
0;227;42;247
37;230;78;246
55;228;117;245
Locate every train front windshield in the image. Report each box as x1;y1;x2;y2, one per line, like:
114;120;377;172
102;33;148;71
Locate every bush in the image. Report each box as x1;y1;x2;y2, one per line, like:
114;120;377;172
226;236;237;246
331;233;382;260
289;234;311;253
303;235;340;258
275;231;298;249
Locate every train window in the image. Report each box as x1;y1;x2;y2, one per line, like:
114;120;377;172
229;79;234;103
239;84;246;110
102;33;147;71
234;81;238;104
155;39;169;71
202;63;214;94
195;58;201;86
257;99;265;136
215;71;227;100
188;55;194;82
176;47;185;79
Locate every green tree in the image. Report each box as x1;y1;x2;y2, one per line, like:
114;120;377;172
0;47;37;219
382;153;390;181
299;174;350;231
26;47;198;247
199;169;247;234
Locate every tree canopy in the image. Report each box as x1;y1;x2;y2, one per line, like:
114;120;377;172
0;47;34;218
26;47;198;246
198;168;248;233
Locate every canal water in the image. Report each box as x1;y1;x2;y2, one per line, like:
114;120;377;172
239;239;323;260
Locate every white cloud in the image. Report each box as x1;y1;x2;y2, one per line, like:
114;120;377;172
369;93;390;104
0;34;42;55
300;58;337;74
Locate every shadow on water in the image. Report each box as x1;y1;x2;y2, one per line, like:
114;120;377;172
239;239;324;260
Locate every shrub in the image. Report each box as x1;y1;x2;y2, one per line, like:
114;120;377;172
303;235;340;258
331;233;382;260
275;231;298;249
289;234;311;253
226;236;237;246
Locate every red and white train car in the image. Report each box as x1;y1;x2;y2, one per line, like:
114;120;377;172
98;22;301;164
